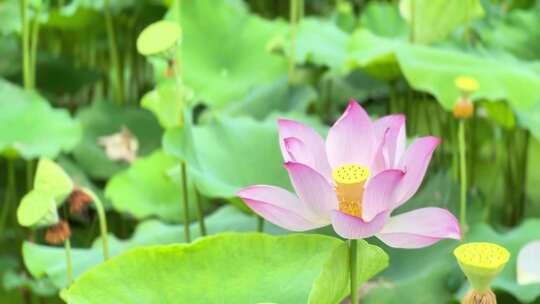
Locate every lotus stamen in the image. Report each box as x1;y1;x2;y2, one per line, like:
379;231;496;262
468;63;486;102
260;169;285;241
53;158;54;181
332;164;369;218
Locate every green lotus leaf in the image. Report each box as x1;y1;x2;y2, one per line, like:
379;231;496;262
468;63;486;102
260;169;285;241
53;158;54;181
0;79;82;159
33;158;73;205
456;219;540;303
72;100;162;179
17;190;58;228
224;77;317;120
61;233;387;304
346;30;403;81
395;45;540;139
23;206;287;289
162;115;292;199
359;2;408;38
140;83;183;129
347;31;540;139
399;0;484;44
364;240;458;303
162;0;287;108
137;20;181;56
295;18;349;72
105;150;206;223
44;0;136;29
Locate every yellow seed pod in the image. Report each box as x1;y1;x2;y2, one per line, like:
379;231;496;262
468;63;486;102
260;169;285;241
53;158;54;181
454;242;510;292
332;164;369;217
453;97;474;120
455;76;480;93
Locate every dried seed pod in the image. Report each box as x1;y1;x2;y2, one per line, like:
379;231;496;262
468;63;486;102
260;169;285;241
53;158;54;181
462;289;497;304
69;188;93;215
44;220;71;245
453;97;474;120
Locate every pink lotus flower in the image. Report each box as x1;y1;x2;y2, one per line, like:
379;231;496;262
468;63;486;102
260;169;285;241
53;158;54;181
237;101;461;248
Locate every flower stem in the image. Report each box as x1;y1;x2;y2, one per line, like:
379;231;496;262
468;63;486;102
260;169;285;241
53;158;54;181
0;160;16;234
104;0;124;104
64;238;73;286
288;0;302;82
257;216;265;233
29;5;41;89
20;0;31;90
194;187;206;236
25;160;34;192
458;120;468;233
85;188;109;260
349;239;358;304
180;161;191;242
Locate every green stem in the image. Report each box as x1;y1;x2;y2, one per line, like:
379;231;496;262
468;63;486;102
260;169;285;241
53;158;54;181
349;239;358;304
458;120;468;233
85;188;109;260
64;238;73;286
288;0;301;82
104;0;124;104
450;117;459;181
25;160;34;192
29;5;41;89
0;160;16;234
194;188;206;236
180;161;191;242
257;216;264;233
21;0;31;90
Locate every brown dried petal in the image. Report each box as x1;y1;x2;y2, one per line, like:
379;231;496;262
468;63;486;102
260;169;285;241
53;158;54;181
44;220;71;245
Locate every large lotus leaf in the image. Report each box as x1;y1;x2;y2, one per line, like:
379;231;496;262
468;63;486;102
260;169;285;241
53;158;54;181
163;0;287;108
395;45;540;139
346;30;403;81
105;150;206;223
224;77;317;120
295;17;349;72
44;0;136;30
61;233;388;304
399;0;484;44
162;115;292;199
0;79;81;159
364;240;459;303
23;206;288;289
72;100;162;179
457;219;540;303
347;31;540;139
359;2;408;38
